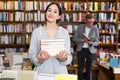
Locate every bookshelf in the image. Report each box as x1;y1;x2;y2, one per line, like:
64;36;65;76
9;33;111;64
0;0;120;70
87;0;119;53
0;0;25;52
0;0;119;52
117;0;120;53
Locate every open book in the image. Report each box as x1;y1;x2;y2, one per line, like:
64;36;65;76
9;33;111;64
41;39;66;56
82;33;90;41
82;33;96;41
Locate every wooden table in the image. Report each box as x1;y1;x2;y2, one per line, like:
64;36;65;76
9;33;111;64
98;65;120;80
67;65;99;80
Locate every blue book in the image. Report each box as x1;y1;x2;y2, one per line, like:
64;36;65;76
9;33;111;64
109;58;118;67
18;0;22;10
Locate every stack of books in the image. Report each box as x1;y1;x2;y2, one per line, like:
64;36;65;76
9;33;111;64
41;39;65;56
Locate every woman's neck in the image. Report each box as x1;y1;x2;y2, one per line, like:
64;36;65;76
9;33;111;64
45;22;58;39
45;22;57;29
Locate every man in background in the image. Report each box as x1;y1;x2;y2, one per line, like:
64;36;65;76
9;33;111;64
73;13;99;80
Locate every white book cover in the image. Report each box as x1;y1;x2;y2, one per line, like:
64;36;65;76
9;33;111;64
14;1;18;10
1;70;19;80
113;67;120;74
41;39;65;56
37;73;55;80
13;55;23;65
37;11;41;21
19;70;37;80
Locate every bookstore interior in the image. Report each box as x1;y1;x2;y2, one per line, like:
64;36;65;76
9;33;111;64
1;0;120;80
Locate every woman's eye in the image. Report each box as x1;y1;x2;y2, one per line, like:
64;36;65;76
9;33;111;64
48;9;51;12
54;11;57;13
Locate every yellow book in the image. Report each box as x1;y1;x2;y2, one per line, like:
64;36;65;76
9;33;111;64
0;1;3;10
94;2;98;11
55;74;77;80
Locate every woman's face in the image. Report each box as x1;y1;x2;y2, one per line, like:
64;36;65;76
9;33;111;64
46;4;60;23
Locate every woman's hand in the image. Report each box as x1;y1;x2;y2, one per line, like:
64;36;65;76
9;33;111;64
56;50;67;62
37;50;50;63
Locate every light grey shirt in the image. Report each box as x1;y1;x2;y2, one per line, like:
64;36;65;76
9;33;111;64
28;26;72;74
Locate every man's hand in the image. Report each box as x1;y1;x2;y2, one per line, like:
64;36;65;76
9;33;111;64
81;38;89;42
81;38;93;45
86;41;93;45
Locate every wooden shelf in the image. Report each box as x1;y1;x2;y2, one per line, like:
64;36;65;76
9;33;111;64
0;0;119;53
0;44;25;48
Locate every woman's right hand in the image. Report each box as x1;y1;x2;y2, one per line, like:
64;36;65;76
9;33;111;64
37;50;50;63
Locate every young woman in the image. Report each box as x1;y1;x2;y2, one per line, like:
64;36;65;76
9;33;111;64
28;2;72;74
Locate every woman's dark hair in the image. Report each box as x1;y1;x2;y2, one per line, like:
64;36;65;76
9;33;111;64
45;2;62;23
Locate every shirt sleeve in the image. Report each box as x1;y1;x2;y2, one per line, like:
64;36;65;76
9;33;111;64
28;29;41;66
59;28;72;65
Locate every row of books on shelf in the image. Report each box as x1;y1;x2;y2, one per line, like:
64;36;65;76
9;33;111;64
0;23;117;34
0;48;25;53
0;1;87;11
93;13;116;22
88;2;116;11
0;35;24;44
61;13;86;22
118;3;120;12
98;24;116;34
61;12;116;22
0;24;24;33
0;11;116;23
99;35;116;45
1;1;119;11
0;0;23;10
0;34;118;45
0;12;85;22
0;23;78;33
0;12;24;21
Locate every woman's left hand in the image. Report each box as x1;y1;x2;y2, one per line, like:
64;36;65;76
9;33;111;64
56;50;67;62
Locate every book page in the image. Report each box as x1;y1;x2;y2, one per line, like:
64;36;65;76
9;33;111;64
82;33;90;41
